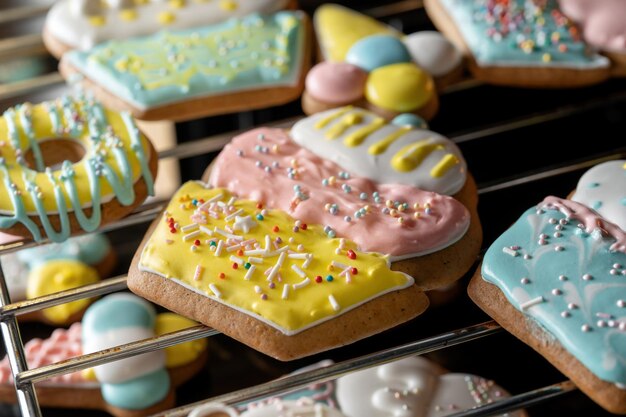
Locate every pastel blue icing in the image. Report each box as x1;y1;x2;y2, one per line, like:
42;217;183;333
82;293;155;339
592;201;603;210
391;113;428;129
482;205;626;385
101;368;170;410
439;0;609;68
65;12;304;110
16;233;111;268
345;35;412;72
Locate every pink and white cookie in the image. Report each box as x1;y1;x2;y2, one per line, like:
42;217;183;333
559;0;626;75
43;0;294;58
205;107;482;291
303;4;464;119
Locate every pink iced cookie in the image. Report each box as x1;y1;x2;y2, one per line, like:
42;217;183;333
305;62;368;105
559;0;626;52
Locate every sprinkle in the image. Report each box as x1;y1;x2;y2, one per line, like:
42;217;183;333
291;264;307;278
183;230;201;241
331;260;350;270
554;245;564;252
200;193;223;209
226;244;241;252
209;284;221;298
559;275;568;281
502;247;518;256
194;265;204;281
520;277;530;285
254;285;262;294
551;289;562;296
581;324;592;332
582;274;593;281
568;303;578;310
520;296;544;310
247;257;263;264
244;265;256;280
561;311;571;318
215;240;224;256
215;227;242;240
288;253;309;260
181;223;199;232
302;255;313;269
292;277;311;290
229;255;244;265
281;284;289;300
225;208;243;221
315;276;323;283
346;250;357;260
328;295;341;311
256;214;264;221
617;300;626;308
326;275;334;282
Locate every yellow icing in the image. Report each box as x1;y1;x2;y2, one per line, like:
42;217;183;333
343;117;385;147
169;0;186;8
120;9;138;21
430;154;460;178
316;4;400;61
390;141;444;173
88;16;106;27
0;98;151;214
155;313;208;367
314;106;353;129
139;182;413;334
158;11;176;24
324;113;363;140
368;127;411;155
220;0;238;11
365;63;435;112
82;367;97;381
26;260;99;324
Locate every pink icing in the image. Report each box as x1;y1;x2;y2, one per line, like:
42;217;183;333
541;196;626;253
0;232;19;245
305;62;367;104
559;0;626;52
208;128;470;259
0;323;87;384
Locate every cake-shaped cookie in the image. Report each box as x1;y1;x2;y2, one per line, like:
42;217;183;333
128;181;428;360
559;0;626;76
43;0;294;58
469;196;626;413
205;107;482;291
0;95;158;243
302;4;463;119
425;0;611;87
0;293;208;417
60;12;312;121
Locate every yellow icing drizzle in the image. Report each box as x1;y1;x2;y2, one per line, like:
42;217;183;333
343;117;385;147
169;0;186;8
155;313;208;367
120;9;138;21
220;0;238;11
391;141;444;173
26;260;99;324
139;182;413;334
158;11;176;24
368;126;411;155
324;113;363;140
430;154;460;178
365;63;434;112
88;16;106;27
314;106;353;130
315;4;399;61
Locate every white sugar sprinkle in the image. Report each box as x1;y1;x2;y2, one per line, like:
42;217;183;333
291;264;307;278
229;255;243;265
244;265;256;280
292;277;311;290
181;223;199;232
520;296;544;310
328;295;340;311
281;283;289;300
209;284;221;298
183;230;201;241
502;247;518;257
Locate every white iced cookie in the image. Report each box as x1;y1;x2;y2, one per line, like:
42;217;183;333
571;160;626;230
45;0;290;51
290;107;467;195
336;356;523;417
189;400;346;417
403;31;463;78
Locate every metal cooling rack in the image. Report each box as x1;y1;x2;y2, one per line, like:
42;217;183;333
0;1;625;416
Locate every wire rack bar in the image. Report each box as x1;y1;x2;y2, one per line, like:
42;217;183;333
365;0;424;18
0;4;50;25
0;33;45;60
0;72;64;101
0;276;127;318
15;325;219;387
154;321;502;417
445;380;577;417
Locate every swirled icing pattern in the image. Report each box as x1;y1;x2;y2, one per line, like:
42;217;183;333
571;160;626;231
290;107;467;195
45;0;289;51
336;356;522;417
65;12;305;110
482;197;626;386
440;0;609;68
208;126;470;260
0;95;155;242
139;181;414;335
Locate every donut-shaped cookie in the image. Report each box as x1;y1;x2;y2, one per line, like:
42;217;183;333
0;95;158;243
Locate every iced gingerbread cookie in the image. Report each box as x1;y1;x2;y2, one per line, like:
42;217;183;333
425;0;611;87
60;12;312;121
189;399;345;417
205;107;482;291
468;197;626;413
336;356;526;417
559;0;626;76
570;159;626;230
43;0;294;58
0;95;158;243
0;293;208;417
0;233;116;325
128;181;428;360
303;4;463;119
